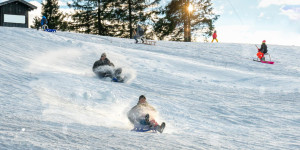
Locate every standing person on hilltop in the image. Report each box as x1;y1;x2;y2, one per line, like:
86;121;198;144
127;95;165;133
211;30;218;43
133;25;145;44
40;16;48;31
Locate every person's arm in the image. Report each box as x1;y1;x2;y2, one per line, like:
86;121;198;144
92;61;99;72
260;45;263;52
106;58;115;67
110;62;115;67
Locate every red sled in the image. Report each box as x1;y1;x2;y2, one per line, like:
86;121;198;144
261;61;274;64
253;52;274;64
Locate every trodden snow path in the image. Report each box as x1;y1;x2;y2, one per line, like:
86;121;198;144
0;27;300;149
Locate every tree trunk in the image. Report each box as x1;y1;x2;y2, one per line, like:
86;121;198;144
97;0;102;35
129;0;132;38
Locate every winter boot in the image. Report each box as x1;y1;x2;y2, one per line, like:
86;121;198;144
141;37;144;43
114;68;122;76
157;122;166;133
145;114;150;125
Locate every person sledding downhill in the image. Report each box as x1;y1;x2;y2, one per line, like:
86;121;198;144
127;95;166;133
254;40;274;64
92;53;124;82
41;16;48;31
257;40;268;61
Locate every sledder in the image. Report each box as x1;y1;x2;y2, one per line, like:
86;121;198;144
40;16;56;32
40;16;48;31
127;95;165;133
133;25;145;44
92;53;125;82
254;40;274;64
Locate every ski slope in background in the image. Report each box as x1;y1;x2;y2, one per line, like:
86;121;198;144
0;27;300;149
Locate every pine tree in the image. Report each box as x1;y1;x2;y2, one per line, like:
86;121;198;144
68;0;105;35
120;0;161;38
68;0;160;37
30;16;41;29
42;0;65;30
154;0;219;41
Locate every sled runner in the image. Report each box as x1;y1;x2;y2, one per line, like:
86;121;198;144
131;122;166;133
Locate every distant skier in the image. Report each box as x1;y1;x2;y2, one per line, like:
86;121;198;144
127;95;165;133
257;40;268;61
41;16;48;31
133;25;145;44
211;30;218;43
93;53;123;81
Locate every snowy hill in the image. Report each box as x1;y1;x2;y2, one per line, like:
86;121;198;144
0;27;300;149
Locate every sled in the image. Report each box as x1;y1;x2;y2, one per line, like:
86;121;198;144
253;59;274;64
143;39;156;45
131;121;165;133
253;52;274;64
131;124;157;133
131;124;164;133
45;29;56;32
261;61;274;64
111;76;127;83
135;37;156;46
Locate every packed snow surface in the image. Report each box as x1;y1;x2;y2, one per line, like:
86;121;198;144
0;27;300;149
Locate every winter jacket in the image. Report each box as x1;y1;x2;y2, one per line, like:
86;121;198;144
213;32;217;39
41;18;48;26
127;101;157;124
260;43;268;54
136;26;144;37
92;58;114;71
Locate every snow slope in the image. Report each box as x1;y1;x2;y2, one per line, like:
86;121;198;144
0;27;300;149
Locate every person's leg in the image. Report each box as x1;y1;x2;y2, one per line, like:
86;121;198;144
149;119;165;133
141;36;144;43
216;39;218;42
157;122;165;133
211;39;215;43
134;36;138;43
114;68;122;76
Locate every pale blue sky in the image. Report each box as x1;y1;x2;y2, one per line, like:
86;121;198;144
211;0;300;46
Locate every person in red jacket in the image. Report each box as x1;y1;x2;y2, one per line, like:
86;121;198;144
211;30;218;43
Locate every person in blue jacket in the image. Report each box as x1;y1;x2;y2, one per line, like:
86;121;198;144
41;16;48;30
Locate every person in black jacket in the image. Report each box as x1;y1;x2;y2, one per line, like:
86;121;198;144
93;53;115;78
133;25;145;43
259;40;268;54
258;40;268;61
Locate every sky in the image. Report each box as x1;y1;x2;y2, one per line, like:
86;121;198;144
1;0;299;46
211;0;300;46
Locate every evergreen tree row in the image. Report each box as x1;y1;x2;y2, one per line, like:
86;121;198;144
32;0;219;42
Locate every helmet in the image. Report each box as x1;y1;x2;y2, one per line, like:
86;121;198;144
262;40;266;43
42;16;46;19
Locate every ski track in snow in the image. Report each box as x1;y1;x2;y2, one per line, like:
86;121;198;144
1;27;300;149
